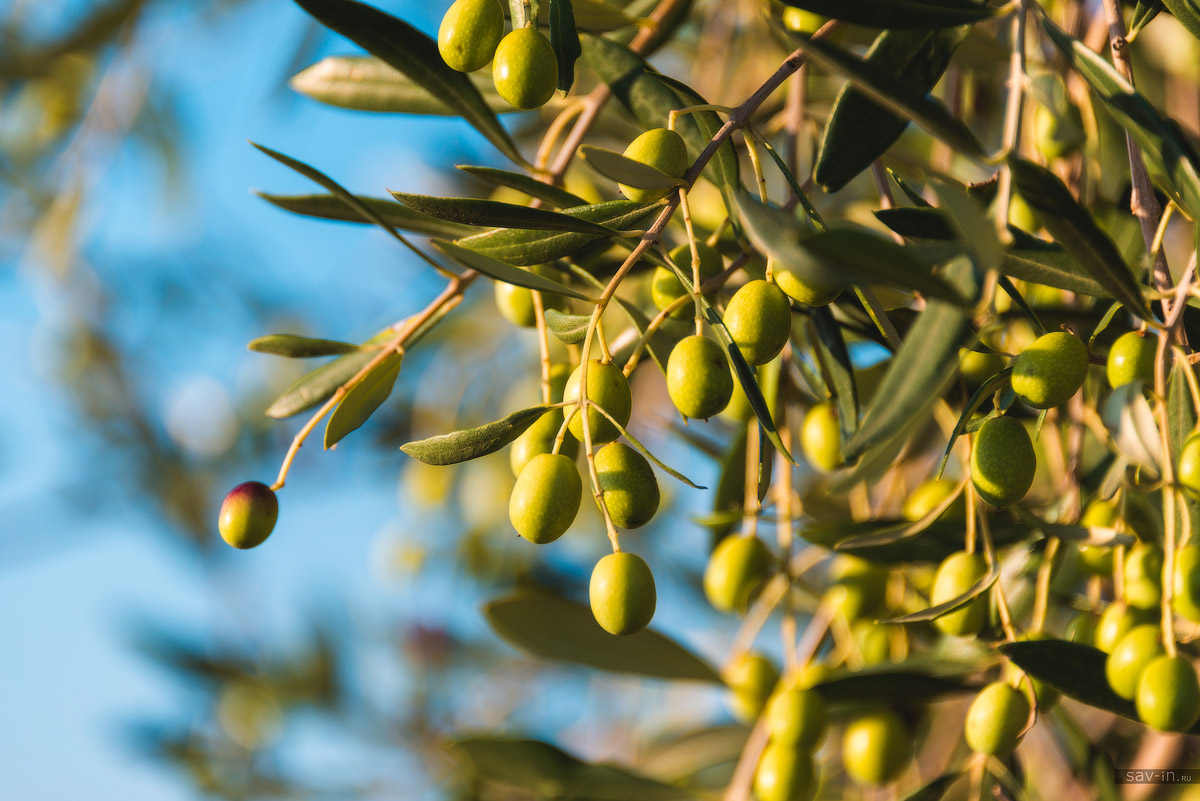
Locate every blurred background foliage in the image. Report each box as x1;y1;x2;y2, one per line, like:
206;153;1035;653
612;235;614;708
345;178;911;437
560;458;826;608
4;0;1200;799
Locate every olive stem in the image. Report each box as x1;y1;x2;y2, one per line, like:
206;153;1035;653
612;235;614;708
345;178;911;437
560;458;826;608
531;290;553;406
1155;325;1180;656
674;187;704;336
993;0;1028;244
742;132;773;282
742;419;761;538
1172;343;1200;416
981;509;1019;642
1030;537;1059;635
534;100;586;172
776;390;798;670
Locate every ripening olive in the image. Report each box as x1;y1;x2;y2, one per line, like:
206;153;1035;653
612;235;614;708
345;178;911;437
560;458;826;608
493;265;566;327
589;552;656;635
1173;544;1200;623
595;441;660;529
492;27;558;109
437;0;504;72
1107;330;1157;389
765;684;827;750
218;481;279;549
930;551;988;637
508;453;582;544
801;401;842;472
652;243;722;316
1136;655;1200;732
1095;602;1156;653
970;416;1036;507
704;534;774;613
563;359;632;445
902;478;965;522
723;651;780;722
723;280;792;366
1010;331;1089;409
1179;433;1200;494
667;334;733;419
1124;542;1164;610
841;708;911;787
1106;624;1165;700
619;128;688;203
753;742;817;801
773;268;840;307
964;681;1031;756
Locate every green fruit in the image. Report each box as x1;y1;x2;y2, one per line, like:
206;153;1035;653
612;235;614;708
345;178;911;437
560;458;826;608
721;371;754;422
1095;602;1155;653
964;681;1030;756
492;27;557;109
494;265;565;327
825;555;888;622
437;0;504;72
765;685;827;749
800;401;842;472
1173;545;1200;622
563;360;632;445
667;335;733;419
1064;611;1097;646
508;453;582;544
704;534;774;612
1106;624;1165;700
1107;330;1157;388
589;552;656;635
902;478;965;522
652;243;722;316
723;651;779;722
723;280;792;366
1125;543;1164;609
841;708;911;786
509;412;578;477
1010;331;1089;409
218;481;279;549
1179;433;1200;494
852;619;891;665
753;742;816;801
774;268;840;307
1078;499;1118;575
970;416;1036;507
1136;655;1200;732
595;441;660;529
620;128;688;203
1004;634;1059;710
959;348;1007;388
930;551;988;637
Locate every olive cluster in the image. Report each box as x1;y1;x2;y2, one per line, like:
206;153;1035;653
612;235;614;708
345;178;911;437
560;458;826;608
437;0;557;110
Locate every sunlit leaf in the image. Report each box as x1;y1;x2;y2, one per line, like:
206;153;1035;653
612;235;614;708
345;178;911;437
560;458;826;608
1161;0;1200;42
248;334;362;357
579;145;684;191
401;406;555;465
390;192;618;235
884;561;999;623
457;164;587;209
257;191;476;238
433;240;594;301
324;350;402;448
813;661;976;703
544;309;592;344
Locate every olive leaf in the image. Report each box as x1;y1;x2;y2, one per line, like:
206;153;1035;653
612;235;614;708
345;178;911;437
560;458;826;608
813;661;976;704
934;367;1013;479
780;0;999;29
901;772;965;801
1161;0;1200;41
588;402;705;489
324;350;403;448
265;329;398;418
390;192;618;236
400;406;556;465
578;145;684;191
883;561;999;624
548;0;582;93
810;307;858;441
432;241;594;301
257;191;477;239
1129;0;1165;36
248;334;363;358
290;56;514;115
456;165;587;209
999;640;1153;726
544;309;592;344
806;517;1033;564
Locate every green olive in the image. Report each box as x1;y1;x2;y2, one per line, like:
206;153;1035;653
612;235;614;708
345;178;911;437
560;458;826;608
1179;433;1200;494
841;708;911;787
723;651;780;722
563;359;632;445
620;128;688;203
1106;330;1158;389
595;441;660;529
1106;624;1165;700
958;347;1008;388
800;401;842;472
964;681;1031;756
753;742;816;801
652;243;722;316
1173;544;1200;623
589;552;656;635
723;280;792;367
1010;331;1089;409
1124;543;1164;610
773;268;840;307
852;619;892;665
1077;499;1118;575
970;416;1036;507
666;334;733;419
509;411;578;477
218;481;279;549
930;551;988;637
493;265;565;327
1136;654;1200;732
824;555;888;622
765;684;827;750
902;478;965;522
492;27;558;109
437;0;504;72
1064;611;1097;646
1095;602;1156;653
704;534;774;613
507;452;582;544
721;370;755;423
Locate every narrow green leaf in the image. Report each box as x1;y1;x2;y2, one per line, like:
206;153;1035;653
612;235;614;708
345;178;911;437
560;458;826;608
265;329;397;418
780;0;999;28
884;561;999;623
324;350;402;447
549;0;582;92
390;192;617;235
810;307;858;441
1130;0;1165;36
815;26;968;192
292;0;526;166
1161;0;1200;41
845;258;978;461
484;594;722;682
432;240;594;301
454;199;660;265
997;275;1047;336
1008;157;1149;319
579;144;685;191
589;402;705;489
544;309;592;344
902;772;964;801
932;179;1002;274
248;334;362;358
935;368;1012;478
290;55;515;115
792;34;986;159
806;517;1032;563
457;165;587;209
401;406;555;465
757;138;827;231
257;191;476;239
581;35;740;191
1039;13;1200;221
813;662;975;704
519;0;641;31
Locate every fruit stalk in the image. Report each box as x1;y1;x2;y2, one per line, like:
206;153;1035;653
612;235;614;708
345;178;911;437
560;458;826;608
994;0;1028;241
